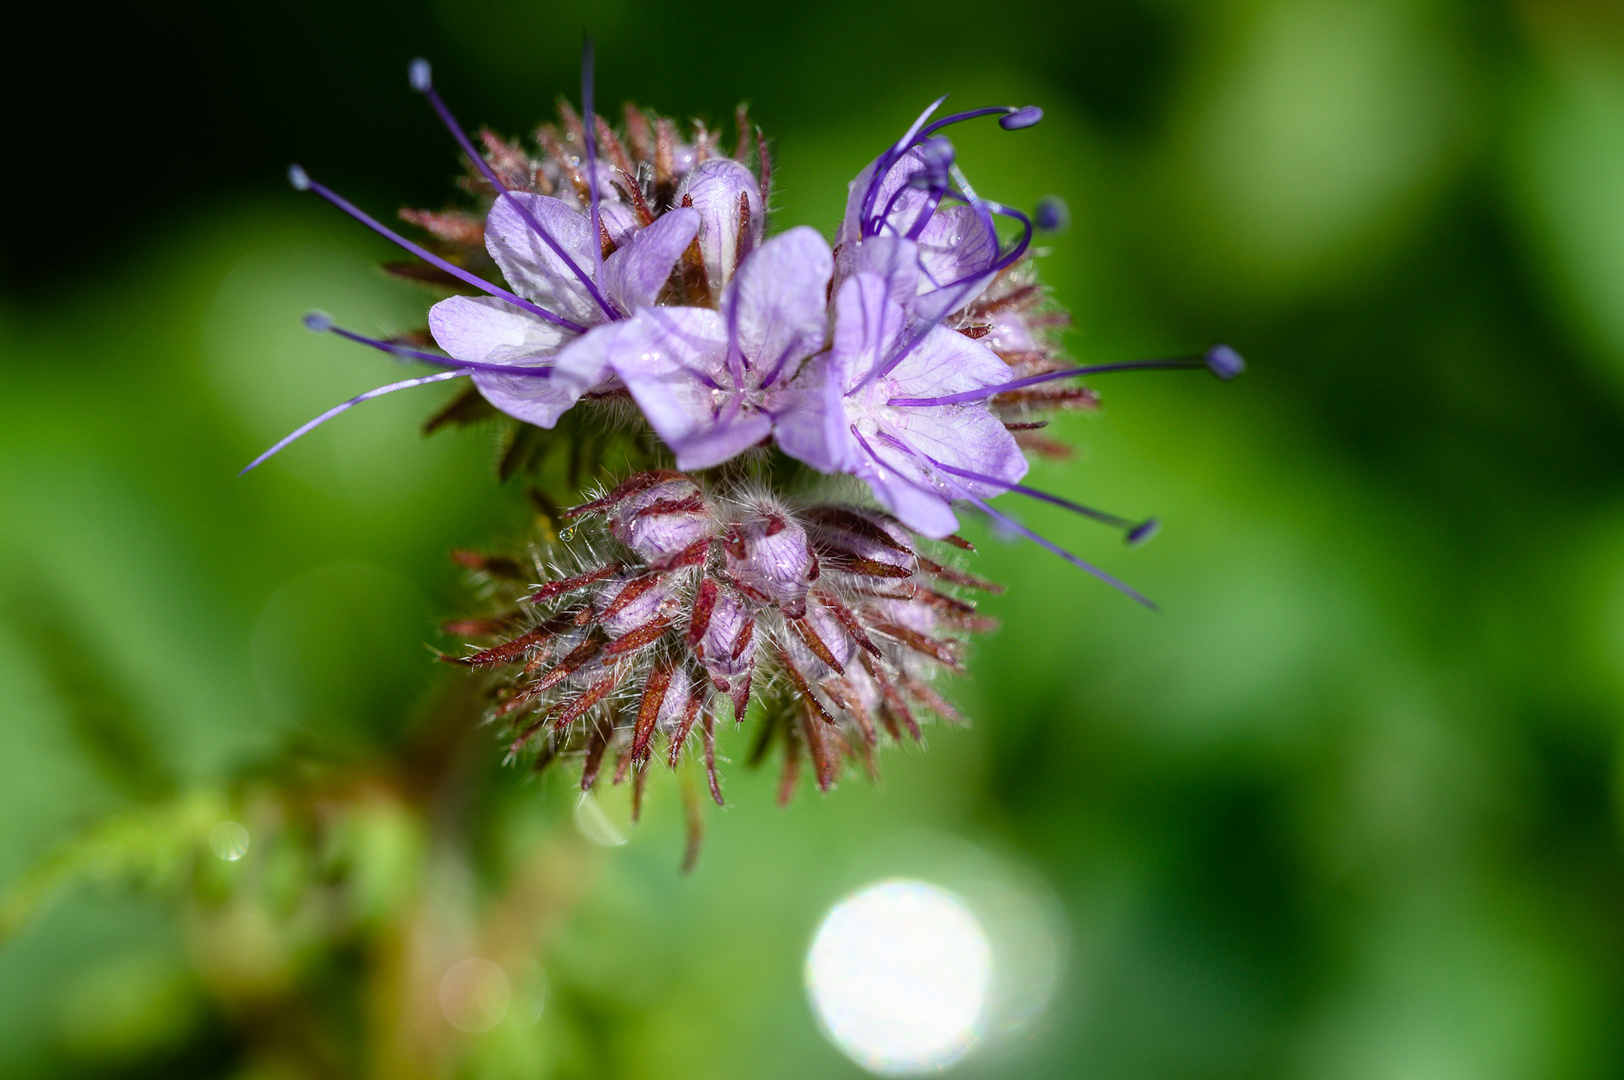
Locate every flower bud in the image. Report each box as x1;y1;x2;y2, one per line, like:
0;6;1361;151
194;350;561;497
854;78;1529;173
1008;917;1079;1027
674;159;765;294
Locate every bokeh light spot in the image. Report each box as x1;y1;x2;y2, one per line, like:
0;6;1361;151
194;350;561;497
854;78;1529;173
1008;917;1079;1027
574;791;627;847
208;821;250;862
806;879;992;1075
439;958;510;1033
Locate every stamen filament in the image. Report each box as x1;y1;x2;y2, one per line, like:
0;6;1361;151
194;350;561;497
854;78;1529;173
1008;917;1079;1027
306;313;555;378
861;198;1026;393
888;347;1242;407
860;102;1041;234
858;96;948;228
410;60;618;321
581;37;606;290
917;105;1035;140
926;457;1156;541
850;426;1157;607
240;369;471;475
955;487;1158;609
289;166;586;334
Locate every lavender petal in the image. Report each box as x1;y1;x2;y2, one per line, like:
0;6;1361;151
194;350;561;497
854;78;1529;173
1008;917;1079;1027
720;226;832;388
673;159;765;293
484;192;602;325
428;295;571;366
604;206;701;312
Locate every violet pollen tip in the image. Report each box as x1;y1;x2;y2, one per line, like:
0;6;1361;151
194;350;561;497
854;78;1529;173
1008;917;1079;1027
1126;518;1161;546
287;164;310;191
1205;344;1245;380
409;58;432;92
1035;195;1070;233
302;310;334;333
999;105;1044;130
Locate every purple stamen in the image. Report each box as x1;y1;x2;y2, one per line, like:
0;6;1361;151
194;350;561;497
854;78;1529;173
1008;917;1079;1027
926;457;1156;542
998;106;1043;130
887;348;1243;408
1126;519;1161;546
240;369;471;475
955;486;1157;609
409;59;619;321
858;96;948;230
853;427;1156;607
917;105;1042;140
288;165;586;334
581;37;606;289
861;201;1027;390
1206;344;1246;379
861;102;1044;237
304;312;555;378
903;188;945;241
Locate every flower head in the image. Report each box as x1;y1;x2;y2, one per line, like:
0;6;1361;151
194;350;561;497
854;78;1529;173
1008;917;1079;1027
253;50;1245;859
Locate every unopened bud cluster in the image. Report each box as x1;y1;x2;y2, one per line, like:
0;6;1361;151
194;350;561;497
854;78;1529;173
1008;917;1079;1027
449;472;996;811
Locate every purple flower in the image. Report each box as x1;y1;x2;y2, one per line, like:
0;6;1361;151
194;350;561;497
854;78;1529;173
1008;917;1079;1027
246;52;767;470
427;197;701;428
834;100;1041;324
552;226;834;470
774;239;1028;539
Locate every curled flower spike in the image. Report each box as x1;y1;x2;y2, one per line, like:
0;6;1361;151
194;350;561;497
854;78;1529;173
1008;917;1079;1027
446;472;996;860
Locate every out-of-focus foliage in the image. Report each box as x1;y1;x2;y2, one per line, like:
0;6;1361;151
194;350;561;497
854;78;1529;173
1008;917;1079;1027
4;0;1624;1077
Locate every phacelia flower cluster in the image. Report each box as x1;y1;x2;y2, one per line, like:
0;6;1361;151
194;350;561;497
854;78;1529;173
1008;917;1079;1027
252;46;1241;843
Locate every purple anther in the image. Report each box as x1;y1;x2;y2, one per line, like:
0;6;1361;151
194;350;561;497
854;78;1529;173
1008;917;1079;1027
928;458;1151;539
1206;344;1246;380
858;432;1158;608
907;136;955;190
999;105;1043;130
408;58;432;92
961;487;1157;609
1035;196;1069;233
1126;518;1160;546
302;310;333;333
288;164;311;191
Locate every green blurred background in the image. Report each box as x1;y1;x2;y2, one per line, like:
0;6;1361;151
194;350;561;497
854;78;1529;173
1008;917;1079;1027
6;0;1624;1076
